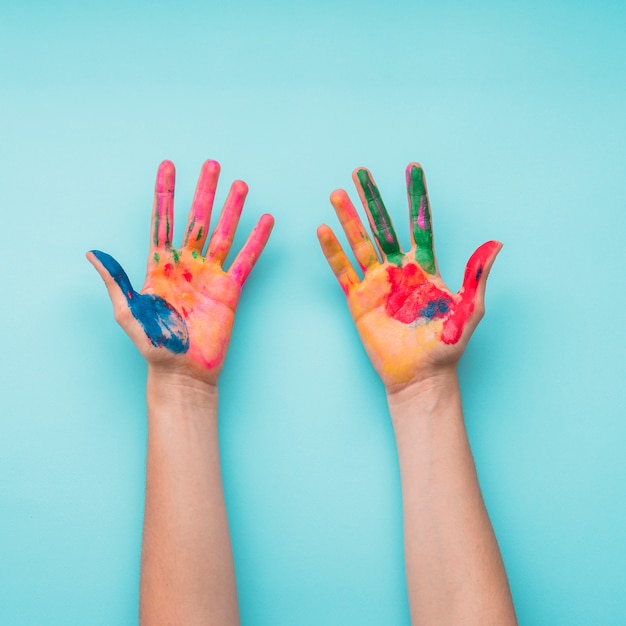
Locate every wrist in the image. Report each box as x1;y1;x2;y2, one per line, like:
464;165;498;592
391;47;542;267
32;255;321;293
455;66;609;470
386;369;462;435
386;367;459;407
147;366;219;416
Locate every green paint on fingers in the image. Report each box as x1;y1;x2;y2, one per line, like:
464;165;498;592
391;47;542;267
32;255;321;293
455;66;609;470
407;165;436;274
356;169;403;266
153;214;160;246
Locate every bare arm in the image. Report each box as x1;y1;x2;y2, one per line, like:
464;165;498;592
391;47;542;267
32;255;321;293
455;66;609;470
88;160;274;625
390;375;515;624
318;163;516;624
141;372;237;624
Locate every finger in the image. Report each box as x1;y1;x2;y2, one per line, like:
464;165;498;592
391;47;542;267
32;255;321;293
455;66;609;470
182;159;221;250
329;189;379;271
151;161;175;250
229;213;275;286
460;240;502;309
87;250;136;313
87;250;189;353
406;163;436;275
206;180;248;264
440;241;502;345
316;224;360;295
352;167;403;264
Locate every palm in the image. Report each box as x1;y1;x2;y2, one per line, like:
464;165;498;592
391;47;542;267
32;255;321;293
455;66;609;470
142;247;240;373
318;163;501;390
89;160;273;384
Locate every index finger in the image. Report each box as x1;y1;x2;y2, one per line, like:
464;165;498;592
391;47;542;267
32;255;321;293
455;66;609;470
353;168;403;265
151;161;175;250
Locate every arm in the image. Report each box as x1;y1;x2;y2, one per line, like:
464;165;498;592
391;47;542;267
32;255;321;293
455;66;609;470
390;375;515;624
88;160;274;625
317;163;516;625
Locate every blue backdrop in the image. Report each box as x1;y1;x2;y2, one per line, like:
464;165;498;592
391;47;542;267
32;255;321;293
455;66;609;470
1;1;625;624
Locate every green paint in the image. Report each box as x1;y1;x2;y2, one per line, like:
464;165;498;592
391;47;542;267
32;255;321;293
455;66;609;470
185;216;196;244
408;165;436;274
153;252;160;263
153;214;160;246
356;169;403;266
172;249;180;263
191;250;199;259
196;226;203;241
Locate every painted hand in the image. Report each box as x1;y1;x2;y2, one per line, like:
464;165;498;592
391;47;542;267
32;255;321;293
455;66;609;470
88;160;274;384
317;163;501;391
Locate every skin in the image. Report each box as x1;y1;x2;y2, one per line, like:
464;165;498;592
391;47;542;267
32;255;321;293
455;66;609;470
88;160;274;625
88;159;274;386
317;163;502;392
318;163;516;624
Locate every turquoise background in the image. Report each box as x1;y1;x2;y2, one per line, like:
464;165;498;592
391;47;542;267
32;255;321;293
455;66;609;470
2;0;625;623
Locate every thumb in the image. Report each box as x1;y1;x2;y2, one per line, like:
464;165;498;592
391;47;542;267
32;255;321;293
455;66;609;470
460;240;503;315
86;249;136;323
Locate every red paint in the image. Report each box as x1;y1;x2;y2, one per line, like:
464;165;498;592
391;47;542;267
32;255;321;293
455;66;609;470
163;263;174;278
384;240;498;345
440;240;499;344
385;264;451;324
183;269;193;282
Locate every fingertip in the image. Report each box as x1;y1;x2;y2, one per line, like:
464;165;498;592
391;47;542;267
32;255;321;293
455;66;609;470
156;160;176;191
406;162;426;188
352;167;371;186
483;240;504;265
203;159;221;175
330;188;351;210
316;224;332;242
260;213;275;229
256;213;275;242
231;179;249;199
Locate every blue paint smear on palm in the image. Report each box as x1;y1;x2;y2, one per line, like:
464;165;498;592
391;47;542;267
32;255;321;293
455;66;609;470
91;250;189;354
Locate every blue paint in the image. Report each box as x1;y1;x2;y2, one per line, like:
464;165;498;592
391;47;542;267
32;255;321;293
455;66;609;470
91;250;189;353
419;296;451;320
475;267;483;282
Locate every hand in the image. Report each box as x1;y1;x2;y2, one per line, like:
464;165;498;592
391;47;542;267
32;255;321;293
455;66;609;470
88;160;274;385
317;163;501;392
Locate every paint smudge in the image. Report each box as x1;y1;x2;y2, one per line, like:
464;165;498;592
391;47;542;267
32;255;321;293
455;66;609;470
356;169;403;266
385;264;453;325
439;240;498;344
91;250;189;353
407;165;436;275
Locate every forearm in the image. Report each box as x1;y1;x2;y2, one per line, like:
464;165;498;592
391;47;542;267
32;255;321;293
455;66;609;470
389;371;516;625
140;369;239;625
